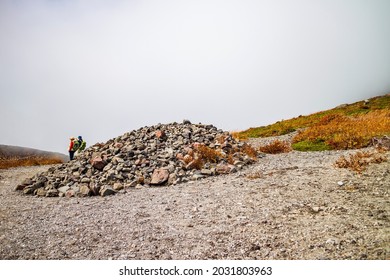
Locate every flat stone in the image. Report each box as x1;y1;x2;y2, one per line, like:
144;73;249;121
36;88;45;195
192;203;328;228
113;183;124;191
192;174;205;180
200;169;214;176
100;186;116;196
58;186;70;194
81;177;91;183
150;168;169;185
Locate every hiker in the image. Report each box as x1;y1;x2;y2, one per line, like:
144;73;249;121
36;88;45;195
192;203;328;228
77;136;87;154
68;137;79;160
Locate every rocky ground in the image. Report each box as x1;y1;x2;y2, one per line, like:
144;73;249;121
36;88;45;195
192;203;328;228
0;136;389;260
15;122;258;198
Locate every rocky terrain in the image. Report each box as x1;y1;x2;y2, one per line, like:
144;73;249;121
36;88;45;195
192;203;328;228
0;127;388;260
15;121;257;197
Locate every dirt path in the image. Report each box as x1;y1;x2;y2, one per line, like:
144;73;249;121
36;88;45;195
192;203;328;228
0;146;389;260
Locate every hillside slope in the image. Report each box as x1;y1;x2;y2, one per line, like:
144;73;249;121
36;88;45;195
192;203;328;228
237;94;390;151
0;145;67;169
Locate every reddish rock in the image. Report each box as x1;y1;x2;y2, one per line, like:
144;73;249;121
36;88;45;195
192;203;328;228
114;142;124;149
91;156;106;170
65;189;76;198
150;168;169;185
155;130;166;139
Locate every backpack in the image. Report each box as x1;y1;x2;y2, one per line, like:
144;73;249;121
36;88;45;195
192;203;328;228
79;140;86;151
72;140;80;151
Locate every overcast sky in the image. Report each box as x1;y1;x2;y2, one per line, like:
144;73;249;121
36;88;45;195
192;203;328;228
1;0;389;153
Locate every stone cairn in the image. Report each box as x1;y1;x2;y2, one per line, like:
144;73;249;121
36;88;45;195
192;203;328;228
16;121;259;197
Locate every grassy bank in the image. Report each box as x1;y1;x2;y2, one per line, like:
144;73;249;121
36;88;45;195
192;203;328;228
237;95;390;151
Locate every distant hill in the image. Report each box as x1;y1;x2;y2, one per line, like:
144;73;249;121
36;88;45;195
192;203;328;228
0;145;67;169
236;94;390;151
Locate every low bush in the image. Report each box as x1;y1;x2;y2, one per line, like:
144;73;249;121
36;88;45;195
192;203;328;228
335;150;387;173
188;141;258;169
258;140;292;154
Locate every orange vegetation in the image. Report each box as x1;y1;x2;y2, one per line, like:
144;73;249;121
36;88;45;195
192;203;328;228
0;156;64;169
292;110;390;150
335;149;388;173
258;140;292;154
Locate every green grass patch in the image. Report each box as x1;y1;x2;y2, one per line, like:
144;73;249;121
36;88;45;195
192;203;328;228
292;140;332;152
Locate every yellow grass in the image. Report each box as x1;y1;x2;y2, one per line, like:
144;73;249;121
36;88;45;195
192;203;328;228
236;95;390;151
0;156;64;169
292;110;390;150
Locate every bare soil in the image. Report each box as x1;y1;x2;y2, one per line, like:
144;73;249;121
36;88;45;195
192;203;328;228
0;138;389;260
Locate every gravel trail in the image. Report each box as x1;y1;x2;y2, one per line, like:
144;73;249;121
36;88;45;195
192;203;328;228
0;143;389;260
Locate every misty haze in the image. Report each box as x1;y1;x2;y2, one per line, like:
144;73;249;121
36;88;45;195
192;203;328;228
1;1;390;272
1;0;389;153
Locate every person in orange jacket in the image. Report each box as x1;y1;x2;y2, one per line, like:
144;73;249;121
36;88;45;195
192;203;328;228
68;137;77;160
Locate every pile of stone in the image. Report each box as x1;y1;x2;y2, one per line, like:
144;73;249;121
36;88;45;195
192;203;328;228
16;121;259;197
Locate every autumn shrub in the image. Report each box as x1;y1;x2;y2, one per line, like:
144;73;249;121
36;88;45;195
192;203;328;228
189;141;258;169
188;144;224;169
195;144;222;163
292;110;390;150
0;156;64;169
240;143;259;159
258;140;292;154
335;150;387;173
227;154;234;164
